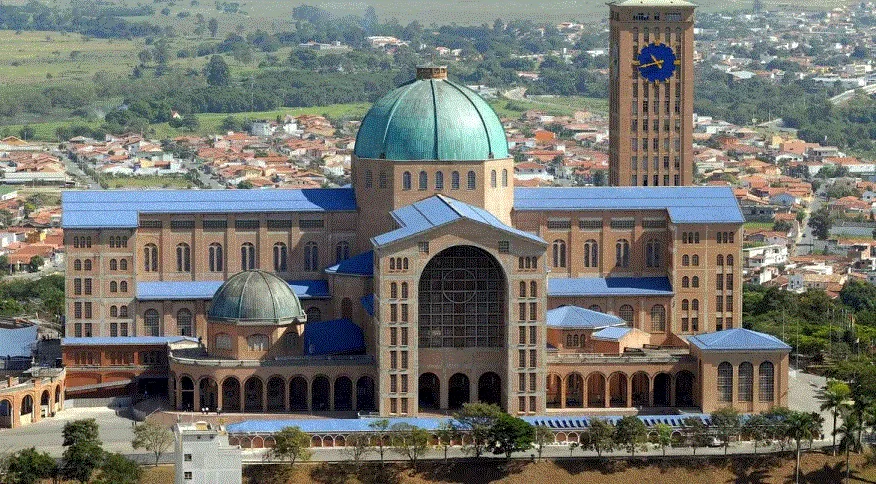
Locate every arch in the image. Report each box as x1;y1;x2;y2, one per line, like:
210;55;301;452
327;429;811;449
312;375;331;411
221;377;241;412
334;376;353;411
435;171;444;190
467;170;476;190
335;241;350;263
738;362;753;403
631;372;650;407
0;399;11;428
566;373;584;408
20;395;33;420
267;376;286;412
451;171;460;190
448;373;470;409
650;305;666;332
54;385;62;411
759;362;775;402
583;239;598;268
311;436;322;447
477;372;501;406
587;373;606;408
419;171;428;190
546;374;562;408
273;243;288;272
502;169;508;187
176;243;191;272
402;171;412;190
177;309;193;337
289;376;308;411
356;376;375;412
144;244;158;272
418;373;440;410
199;378;218;410
341;298;353;319
305;307;322;323
552;239;567;268
653;373;672;406
675;370;695;407
304;241;319;272
615;239;630;267
717;254;724;266
241;242;256;271
244;377;264;412
608;373;628;407
718;362;733;403
209;243;224;272
490;170;497;188
144;309;160;336
619;304;634;325
40;390;50;417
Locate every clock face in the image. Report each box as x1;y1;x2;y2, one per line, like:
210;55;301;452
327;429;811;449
636;43;677;82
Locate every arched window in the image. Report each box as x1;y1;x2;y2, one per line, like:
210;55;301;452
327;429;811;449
119;306;128;318
110;281;118;293
209;243;223;272
583;239;598;268
120;281;127;292
451;171;460;190
615;239;630;268
650;305;666;332
144;244;158;272
435;171;444;190
74;259;81;271
144;309;160;337
401;282;408;298
589;305;602;312
364;170;373;188
619;305;634;324
273;243;288;272
552;239;567;268
241;243;256;270
73;236;79;248
177;309;193;337
110;259;117;271
304;242;319;271
682;276;689;288
390;282;398;299
490;170;497;188
110;306;118;318
335;241;350;263
215;333;232;350
121;236;128;248
759;362;775;402
120;259;128;271
502;169;508;187
176;243;191;272
84;259;92;271
691;254;699;266
573;334;579;346
402;171;412;190
727;255;734;266
717;362;733;402
717;254;724;266
341;298;353;319
682;255;689;266
305;307;322;322
646;239;661;267
692;276;699;288
566;334;573;346
419;171;428;190
519;281;527;298
530;281;537;298
467;171;476;190
682;299;689;311
738;362;753;402
691;299;699;311
247;334;269;351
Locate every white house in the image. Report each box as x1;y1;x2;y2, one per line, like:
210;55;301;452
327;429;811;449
174;422;241;484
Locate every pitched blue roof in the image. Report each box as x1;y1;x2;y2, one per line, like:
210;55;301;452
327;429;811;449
373;195;545;247
303;319;365;356
0;325;38;357
546;305;626;329
592;326;633;341
548;277;673;297
513;186;744;224
325;251;373;276
361;294;374;317
62;336;198;346
689;328;792;352
61;188;357;228
136;279;330;300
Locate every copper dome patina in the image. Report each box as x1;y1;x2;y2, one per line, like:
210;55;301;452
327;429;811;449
207;270;306;325
354;66;509;161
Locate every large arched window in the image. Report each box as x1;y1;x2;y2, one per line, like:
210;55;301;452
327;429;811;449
120;281;127;292
717;362;733;403
490;170;497;188
451;171;460;190
738;362;753;402
119;305;128;317
335;241;350;263
435;171;444;190
646;239;661;267
247;334;269;351
176;243;191;272
583;239;598;268
615;239;630;268
144;309;160;337
241;243;256;270
304;242;319;271
467;171;476;190
402;171;412;190
682;299;689;311
650;305;666;332
419;171;428;190
273;243;288;272
759;362;775;402
144;244;158;272
619;305;634;324
110;281;118;293
552;239;567;268
177;309;193;337
209;243;223;272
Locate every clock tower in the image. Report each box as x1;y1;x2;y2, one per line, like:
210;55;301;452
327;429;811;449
608;0;696;187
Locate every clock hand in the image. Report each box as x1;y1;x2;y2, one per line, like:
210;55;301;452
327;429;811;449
639;61;659;68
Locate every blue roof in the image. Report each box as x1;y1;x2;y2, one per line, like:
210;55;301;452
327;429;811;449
689;328;792;352
325;251;373;276
361;294;374;317
302;319;365;356
548;277;673;297
62;336;198;346
373;195;545;247
0;325;38;357
513;186;744;224
61;188;357;228
136;279;330;300
592;326;633;341
546;305;626;329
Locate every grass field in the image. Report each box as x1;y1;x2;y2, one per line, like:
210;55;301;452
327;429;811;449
101;175;193;189
744;221;775;231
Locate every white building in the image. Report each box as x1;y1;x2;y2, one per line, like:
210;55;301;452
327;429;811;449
174;422;241;484
744;244;789;270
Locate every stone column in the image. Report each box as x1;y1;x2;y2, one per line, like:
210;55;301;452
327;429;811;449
283;380;290;412
560;375;567;409
604;378;610;408
669;375;675;407
626;376;633;408
217;382;223;412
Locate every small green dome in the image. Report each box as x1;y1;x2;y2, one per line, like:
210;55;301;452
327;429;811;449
354;67;509;161
208;270;306;325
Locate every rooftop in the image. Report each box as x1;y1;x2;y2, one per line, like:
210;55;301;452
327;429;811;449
0;325;38;358
548;276;673;297
688;328;792;352
546;305;627;329
136;280;330;300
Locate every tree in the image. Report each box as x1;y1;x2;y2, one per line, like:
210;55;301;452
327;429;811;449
0;208;15;226
61;419;104;484
808;206;832;240
533;425;554;461
132;421;174;466
683;417;709;456
435;420;459;463
390;423;430;471
181;113;200;132
817;380;851;455
208;17;219;37
837;411;864;483
710;407;741;456
95;453;142;484
205;55;230;87
18;125;34;141
652;423;673;456
585;418;615;457
783;410;821;484
453;403;502;458
271;426;311;467
742;414;771;454
237;180;253;189
220;115;242;132
27;255;43;273
344;433;370;471
368;418;390;466
6;448;56;484
488;413;534;459
0;254;9;274
614;416;647;457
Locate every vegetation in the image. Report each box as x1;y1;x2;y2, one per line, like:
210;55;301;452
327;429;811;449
0;274;64;323
61;419;104;483
453;403;502;458
487;413;535;459
389;423;430;470
131;421;175;466
271;426;312;467
5;447;56;484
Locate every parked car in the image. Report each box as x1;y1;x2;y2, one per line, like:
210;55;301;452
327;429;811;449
707;436;725;447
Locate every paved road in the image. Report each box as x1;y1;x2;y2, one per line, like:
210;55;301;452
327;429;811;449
795;186;823;256
180;160;224;189
63;157;100;190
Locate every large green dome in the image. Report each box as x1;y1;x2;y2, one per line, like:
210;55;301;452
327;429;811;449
354;67;509;161
208;270;306;325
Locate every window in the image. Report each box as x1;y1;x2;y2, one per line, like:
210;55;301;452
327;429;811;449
209;243;223;272
530;281;537;298
266;219;293;230
144;309;160;337
727;273;734;289
364;170;373;188
727;255;734;266
335;241;350;263
615;239;630;268
467;171;476;190
144;244;158;272
490;170;497;188
235;220;260;230
203;219;228;229
692;276;699;288
682;255;689;266
176;243;191;272
738;362;753;402
110;306;118;318
716;276;723;290
402;171;412;190
650;305;666;332
619;305;634;324
435;171;444;190
74;278;82;295
184;472;192;480
273;243;288;272
299;219;324;229
119;306;128;318
502;169;508;187
418;241;429;254
717;254;724;266
379;171;387;189
120;259;128;270
120;281;127;292
610;219;635;230
759;362;775;402
74;259;82;271
306;307;322;322
247;334;269;351
691;254;699;266
241;243;256;270
646;239;661;267
682;299;689;311
498;241;510;253
110;259;117;271
643;219;666;229
170;220;195;230
177;309;193;337
451;171;460;190
215;333;232;349
110;322;118;336
552;240;567;268
717;362;733;403
110;281;117;293
84;259;92;271
580;219;601;230
682;276;689;288
547;220;571;230
419;171;428;190
304;242;319;271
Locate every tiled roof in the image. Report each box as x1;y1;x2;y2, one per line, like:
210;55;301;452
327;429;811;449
324;251;373;276
514;186;744;224
0;325;38;357
548;277;673;297
373;195;546;247
546;305;626;329
61;188;357;228
62;336;198;346
136;280;330;300
302;319;365;356
592;326;633;341
688;328;792;351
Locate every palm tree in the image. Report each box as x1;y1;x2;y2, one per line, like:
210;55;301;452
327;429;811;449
836;412;863;484
817;380;851;456
783;411;821;484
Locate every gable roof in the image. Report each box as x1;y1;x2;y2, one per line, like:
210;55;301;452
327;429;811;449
372;195;546;247
325;251;373;276
688;328;791;352
546;305;627;329
548;276;673;297
592;326;633;341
